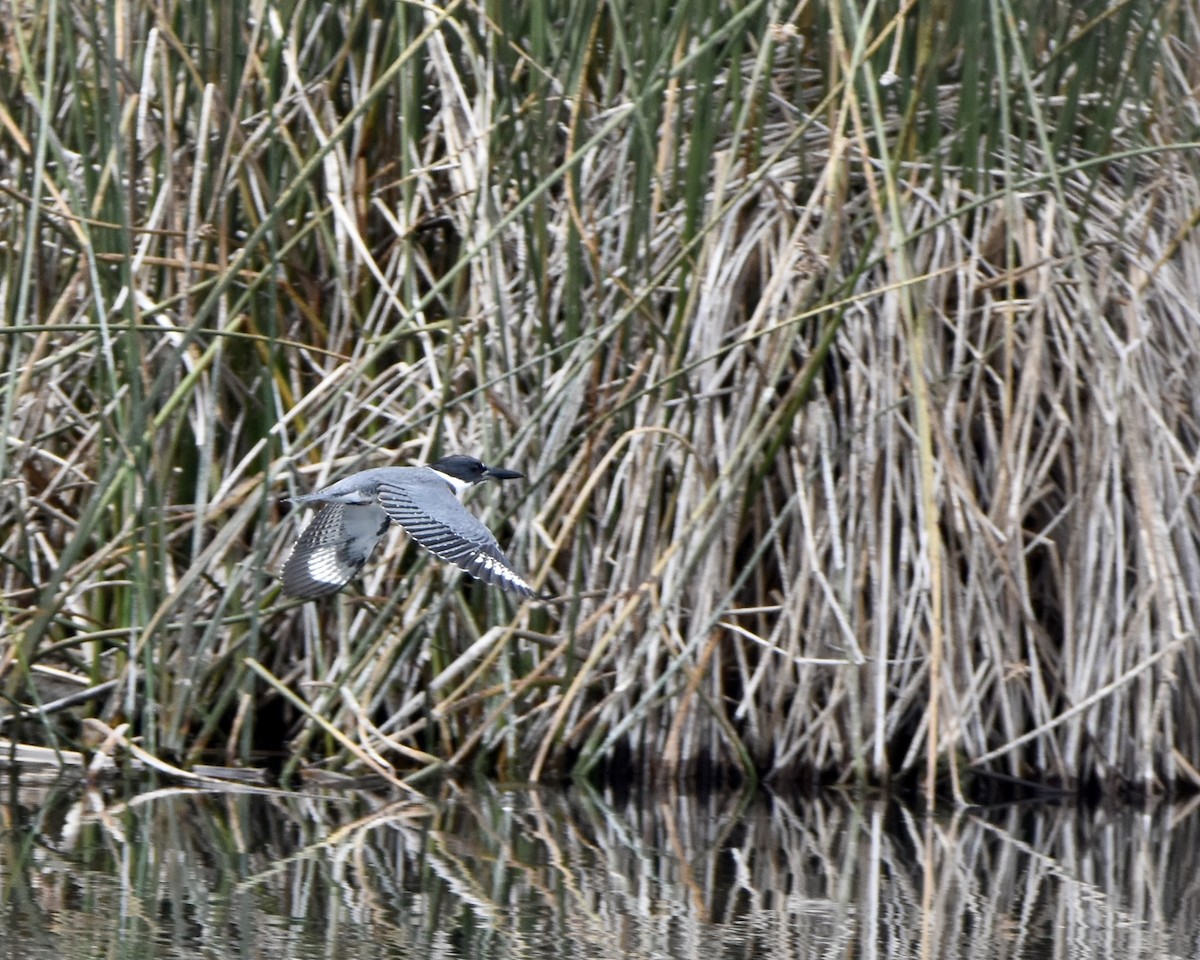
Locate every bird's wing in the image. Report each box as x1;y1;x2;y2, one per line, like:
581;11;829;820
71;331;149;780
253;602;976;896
282;503;390;599
375;477;538;599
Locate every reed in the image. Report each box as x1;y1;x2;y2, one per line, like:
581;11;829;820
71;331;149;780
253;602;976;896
2;0;1197;800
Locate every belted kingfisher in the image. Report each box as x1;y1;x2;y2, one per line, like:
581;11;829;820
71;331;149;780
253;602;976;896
281;455;542;600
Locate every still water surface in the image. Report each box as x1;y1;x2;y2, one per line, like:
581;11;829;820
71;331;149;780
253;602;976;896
1;771;1195;958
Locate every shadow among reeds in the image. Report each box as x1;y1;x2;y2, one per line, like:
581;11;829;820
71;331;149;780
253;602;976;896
2;1;1200;798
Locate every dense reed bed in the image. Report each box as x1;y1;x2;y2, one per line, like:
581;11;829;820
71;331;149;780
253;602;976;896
2;0;1198;800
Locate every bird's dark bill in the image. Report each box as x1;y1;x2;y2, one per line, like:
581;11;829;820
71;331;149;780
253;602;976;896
483;465;524;481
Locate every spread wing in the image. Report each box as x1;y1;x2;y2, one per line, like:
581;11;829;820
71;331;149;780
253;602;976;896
282;503;390;599
375;477;539;599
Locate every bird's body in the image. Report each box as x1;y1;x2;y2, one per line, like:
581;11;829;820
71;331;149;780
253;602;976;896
282;456;541;600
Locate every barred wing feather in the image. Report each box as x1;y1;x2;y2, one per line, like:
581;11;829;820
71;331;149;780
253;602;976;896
376;478;537;598
282;503;390;599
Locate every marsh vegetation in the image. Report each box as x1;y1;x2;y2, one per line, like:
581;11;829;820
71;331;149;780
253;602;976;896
2;1;1198;801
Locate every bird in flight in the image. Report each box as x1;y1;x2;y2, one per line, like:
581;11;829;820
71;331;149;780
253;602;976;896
281;455;543;600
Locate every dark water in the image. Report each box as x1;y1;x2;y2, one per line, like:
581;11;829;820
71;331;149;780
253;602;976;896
0;770;1196;958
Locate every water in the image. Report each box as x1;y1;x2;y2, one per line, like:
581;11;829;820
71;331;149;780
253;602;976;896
1;770;1195;958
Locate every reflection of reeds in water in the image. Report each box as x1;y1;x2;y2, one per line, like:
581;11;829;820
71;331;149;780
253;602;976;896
3;2;1199;799
10;775;1196;958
